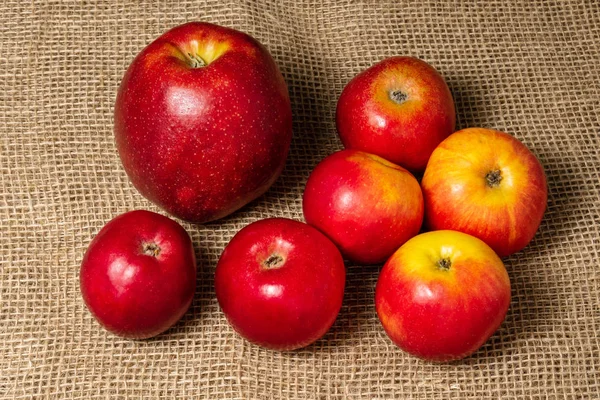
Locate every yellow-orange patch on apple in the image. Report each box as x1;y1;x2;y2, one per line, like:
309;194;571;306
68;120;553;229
375;230;511;361
303;150;423;264
422;128;547;257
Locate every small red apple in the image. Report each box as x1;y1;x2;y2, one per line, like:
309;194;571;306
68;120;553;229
376;230;511;361
114;22;292;223
215;218;345;350
422;128;548;257
303;149;423;264
336;56;455;172
80;210;196;339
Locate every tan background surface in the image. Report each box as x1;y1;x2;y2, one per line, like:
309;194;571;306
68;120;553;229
1;0;599;398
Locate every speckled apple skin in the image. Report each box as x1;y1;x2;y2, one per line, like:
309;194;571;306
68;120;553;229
336;56;455;172
114;22;292;223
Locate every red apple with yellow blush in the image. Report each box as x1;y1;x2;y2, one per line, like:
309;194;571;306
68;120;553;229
376;230;511;361
303;149;423;265
421;128;547;257
114;22;292;223
336;56;455;172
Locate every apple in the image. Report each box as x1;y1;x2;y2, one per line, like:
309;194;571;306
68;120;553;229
215;218;345;350
114;22;292;223
421;127;547;257
375;230;511;361
80;210;196;339
336;56;455;172
303;149;423;264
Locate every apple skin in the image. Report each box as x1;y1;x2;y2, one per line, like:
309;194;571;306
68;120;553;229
375;230;511;361
80;210;196;339
421;128;548;257
215;218;345;350
336;56;455;172
303;149;424;265
114;22;292;223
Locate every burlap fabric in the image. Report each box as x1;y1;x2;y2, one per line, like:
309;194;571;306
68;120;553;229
1;0;599;398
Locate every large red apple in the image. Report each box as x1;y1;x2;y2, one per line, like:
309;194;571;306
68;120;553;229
376;230;511;361
80;210;196;339
114;22;292;223
422;128;547;257
215;218;345;350
303;149;423;264
336;56;455;172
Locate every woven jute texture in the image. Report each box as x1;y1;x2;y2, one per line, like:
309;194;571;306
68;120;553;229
1;0;599;398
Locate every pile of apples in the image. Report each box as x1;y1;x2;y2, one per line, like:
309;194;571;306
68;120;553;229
80;22;547;362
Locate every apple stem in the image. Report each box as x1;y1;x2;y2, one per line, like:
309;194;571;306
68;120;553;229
437;258;451;271
142;242;161;258
389;90;408;104
263;254;284;270
485;169;503;188
187;52;206;68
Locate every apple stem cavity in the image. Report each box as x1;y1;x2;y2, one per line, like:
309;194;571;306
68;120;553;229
485;169;503;188
389;90;408;104
187;52;207;68
263;254;285;270
437;258;451;271
142;242;161;258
